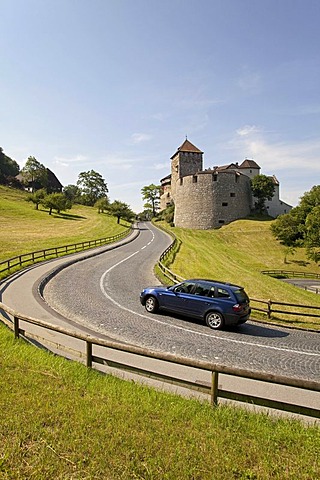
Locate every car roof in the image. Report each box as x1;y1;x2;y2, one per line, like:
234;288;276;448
185;279;244;290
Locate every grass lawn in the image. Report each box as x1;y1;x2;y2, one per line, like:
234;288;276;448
0;185;129;263
1;323;319;480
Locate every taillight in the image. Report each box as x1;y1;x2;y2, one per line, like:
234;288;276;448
232;303;243;313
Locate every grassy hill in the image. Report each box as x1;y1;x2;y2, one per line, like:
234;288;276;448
0;185;129;262
157;219;320;329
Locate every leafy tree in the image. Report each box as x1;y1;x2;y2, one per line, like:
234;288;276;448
63;184;82;204
251;175;275;214
26;188;46;210
270;206;305;246
21;156;48;192
42;193;71;215
271;185;320;264
0;147;20;184
141;184;161;217
108;200;134;224
305;205;320;263
77;170;108;206
157;204;175;224
95;196;109;213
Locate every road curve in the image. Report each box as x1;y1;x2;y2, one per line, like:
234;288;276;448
38;222;319;383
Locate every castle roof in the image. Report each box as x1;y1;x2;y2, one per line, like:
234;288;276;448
171;139;203;159
239;159;260;169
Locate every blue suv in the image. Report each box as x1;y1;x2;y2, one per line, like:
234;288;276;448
140;279;251;330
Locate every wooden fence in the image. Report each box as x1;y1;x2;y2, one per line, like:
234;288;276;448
0;301;319;420
157;235;320;324
0;227;131;276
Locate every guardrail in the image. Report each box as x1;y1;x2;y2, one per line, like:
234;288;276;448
0;301;319;419
0;227;132;276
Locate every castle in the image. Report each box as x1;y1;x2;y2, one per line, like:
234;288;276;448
160;139;292;229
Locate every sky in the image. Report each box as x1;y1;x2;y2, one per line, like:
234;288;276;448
1;0;320;213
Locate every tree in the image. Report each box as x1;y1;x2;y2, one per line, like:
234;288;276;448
26;188;46;210
77;170;108;206
63;184;82;204
251;175;275;214
271;185;320;264
21;156;47;192
42;193;71;215
305;205;320;264
141;184;161;217
108;200;134;224
0;147;20;184
95;196;109;213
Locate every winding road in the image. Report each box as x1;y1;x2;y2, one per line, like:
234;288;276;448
1;221;319;418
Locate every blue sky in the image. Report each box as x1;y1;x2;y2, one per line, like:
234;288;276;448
1;0;320;213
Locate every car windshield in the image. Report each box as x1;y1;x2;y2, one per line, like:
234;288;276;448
234;289;249;303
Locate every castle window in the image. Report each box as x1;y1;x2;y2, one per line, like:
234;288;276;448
218;220;225;224
180;178;183;185
230;192;235;197
193;175;198;183
213;174;217;181
222;202;228;207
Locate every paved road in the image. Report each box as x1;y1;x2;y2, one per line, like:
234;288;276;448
42;222;320;383
1;221;319;419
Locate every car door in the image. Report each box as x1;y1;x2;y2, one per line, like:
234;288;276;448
180;281;214;318
160;281;197;314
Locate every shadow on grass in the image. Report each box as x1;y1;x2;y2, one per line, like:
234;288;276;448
37;208;86;220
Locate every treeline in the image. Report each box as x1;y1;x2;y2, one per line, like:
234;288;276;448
271;185;320;263
0;147;135;223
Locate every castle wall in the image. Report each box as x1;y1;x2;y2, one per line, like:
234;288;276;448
174;171;252;229
171;151;202;200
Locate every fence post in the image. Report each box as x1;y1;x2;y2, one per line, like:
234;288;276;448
267;299;272;319
211;371;219;406
14;316;20;339
86;341;92;368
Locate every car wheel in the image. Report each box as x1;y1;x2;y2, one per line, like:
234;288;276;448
145;296;159;313
205;311;224;330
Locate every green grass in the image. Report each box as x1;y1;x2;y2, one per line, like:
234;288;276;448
0;323;319;480
0;185;129;263
156;219;320;329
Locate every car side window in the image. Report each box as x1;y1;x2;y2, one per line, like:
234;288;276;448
217;288;230;298
194;284;211;296
174;282;195;294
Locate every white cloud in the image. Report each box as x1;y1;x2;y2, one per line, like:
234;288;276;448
131;133;153;144
236;125;260;136
54;155;88;166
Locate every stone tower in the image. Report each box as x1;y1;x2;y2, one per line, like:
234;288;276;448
170;139;203;201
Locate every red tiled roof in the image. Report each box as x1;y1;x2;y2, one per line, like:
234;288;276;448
239;159;260;169
171;139;203;158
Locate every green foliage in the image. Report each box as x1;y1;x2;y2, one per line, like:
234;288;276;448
251;174;275;214
63;184;82;203
108;200;135;223
42;193;71;215
141;183;161;216
94;196;109;213
157;203;175;224
26;188;46;210
77;170;108;206
21;156;48;191
271;185;320;264
0;147;20;183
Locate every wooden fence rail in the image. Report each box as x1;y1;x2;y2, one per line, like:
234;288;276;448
0;227;131;275
262;270;320;279
0;301;319;419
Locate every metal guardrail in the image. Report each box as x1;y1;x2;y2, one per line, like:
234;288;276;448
0;227;131;275
0;301;319;419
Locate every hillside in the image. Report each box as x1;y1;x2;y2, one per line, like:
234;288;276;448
0;186;129;262
158;219;320;327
